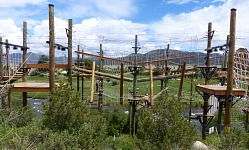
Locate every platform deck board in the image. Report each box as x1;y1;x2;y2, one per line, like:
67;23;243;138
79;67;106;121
196;85;245;96
12;82;50;92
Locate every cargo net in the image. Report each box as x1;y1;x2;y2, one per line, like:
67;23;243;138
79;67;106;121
234;48;249;90
234;48;249;108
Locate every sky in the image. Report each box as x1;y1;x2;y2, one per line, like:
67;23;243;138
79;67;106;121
0;0;248;57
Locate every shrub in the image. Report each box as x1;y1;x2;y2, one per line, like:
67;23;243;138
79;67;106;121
42;82;89;133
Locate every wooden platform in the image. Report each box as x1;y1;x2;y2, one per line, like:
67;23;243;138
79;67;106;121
196;85;245;96
11;82;50;92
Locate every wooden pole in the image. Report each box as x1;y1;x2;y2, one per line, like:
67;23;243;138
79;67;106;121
8;87;12;109
49;4;55;92
81;48;84;101
99;44;103;71
150;64;154;107
133;35;138;98
22;21;28;106
68;19;73;88
205;22;212;85
224;8;237;134
90;61;95;103
202;22;212;140
77;45;80;91
189;72;193;123
6;39;10;77
164;44;170;88
178;62;186;101
0;37;3;79
120;63;124;105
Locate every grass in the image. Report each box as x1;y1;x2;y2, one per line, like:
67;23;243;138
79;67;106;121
4;70;221;108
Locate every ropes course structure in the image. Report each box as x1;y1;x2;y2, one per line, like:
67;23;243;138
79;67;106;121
234;48;249;90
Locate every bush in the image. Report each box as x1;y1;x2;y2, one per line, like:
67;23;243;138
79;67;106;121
136;92;197;149
42;82;89;133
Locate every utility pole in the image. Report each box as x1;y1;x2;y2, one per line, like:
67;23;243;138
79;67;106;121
224;8;237;134
22;21;28;106
49;4;55;92
202;22;212;140
68;19;73;89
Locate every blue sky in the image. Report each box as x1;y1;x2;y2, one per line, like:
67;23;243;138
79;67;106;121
0;0;248;56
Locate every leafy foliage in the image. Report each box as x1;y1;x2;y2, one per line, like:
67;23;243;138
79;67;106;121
42;82;89;133
37;55;49;72
136;91;197;149
103;106;129;136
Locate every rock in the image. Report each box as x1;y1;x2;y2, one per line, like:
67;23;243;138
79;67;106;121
192;141;209;150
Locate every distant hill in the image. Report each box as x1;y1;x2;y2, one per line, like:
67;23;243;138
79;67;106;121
7;49;224;67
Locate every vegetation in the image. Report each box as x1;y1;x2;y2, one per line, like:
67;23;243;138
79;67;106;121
1;66;249;149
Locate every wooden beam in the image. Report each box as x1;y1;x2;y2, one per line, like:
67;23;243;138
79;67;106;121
27;64;72;69
137;72;194;82
138;55;195;64
74;66;133;82
75;51;133;64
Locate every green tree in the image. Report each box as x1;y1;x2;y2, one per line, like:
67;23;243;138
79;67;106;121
74;58;93;68
38;55;49;64
136;92;197;149
38;55;49;72
103;106;129;136
42;82;89;133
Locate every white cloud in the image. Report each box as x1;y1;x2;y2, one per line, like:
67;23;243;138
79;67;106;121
150;0;249;52
1;0;249;58
0;0;47;7
166;0;199;5
56;0;137;19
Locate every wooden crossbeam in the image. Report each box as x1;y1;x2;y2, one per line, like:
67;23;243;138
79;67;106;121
138;55;195;64
27;64;72;69
75;51;133;64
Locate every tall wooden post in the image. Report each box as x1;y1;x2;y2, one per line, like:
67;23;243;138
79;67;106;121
120;63;124;105
0;37;3;79
68;19;73;88
99;44;103;72
133;35;138;98
164;44;170;88
49;4;55;92
77;45;80;91
202;22;212;140
6;39;10;77
178;61;186;101
22;21;28;106
0;37;4;108
224;8;237;134
81;48;84;101
150;64;154;107
90;61;95;103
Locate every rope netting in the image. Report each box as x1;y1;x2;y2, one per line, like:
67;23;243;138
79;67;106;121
233;48;249;109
